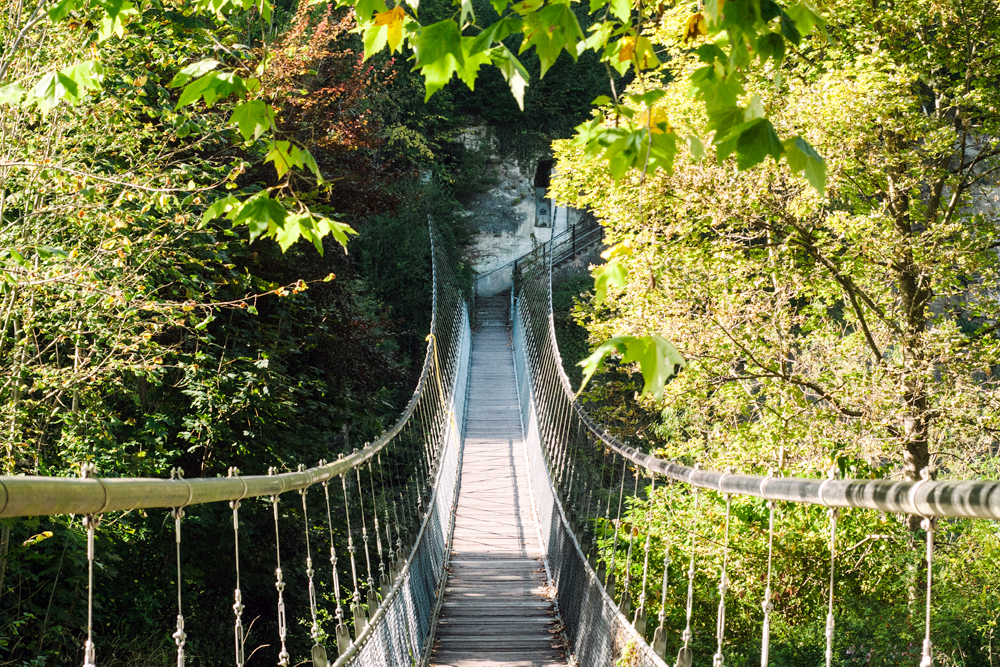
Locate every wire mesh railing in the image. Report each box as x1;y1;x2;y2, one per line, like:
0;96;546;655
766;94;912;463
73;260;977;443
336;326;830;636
0;227;471;667
511;237;1000;667
472;215;603;301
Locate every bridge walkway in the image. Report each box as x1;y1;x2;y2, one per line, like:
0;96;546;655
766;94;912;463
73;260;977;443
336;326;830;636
430;312;567;667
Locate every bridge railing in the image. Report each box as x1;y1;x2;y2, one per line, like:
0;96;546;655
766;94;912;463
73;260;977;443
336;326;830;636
511;239;1000;667
0;228;471;667
472;214;603;302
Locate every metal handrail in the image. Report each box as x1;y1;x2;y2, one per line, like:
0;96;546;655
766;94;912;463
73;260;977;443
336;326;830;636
0;229;447;518
527;247;1000;520
473;217;603;288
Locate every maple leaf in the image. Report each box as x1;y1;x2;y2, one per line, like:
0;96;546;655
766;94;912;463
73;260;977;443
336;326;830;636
618;36;636;63
373;6;406;53
636;106;672;134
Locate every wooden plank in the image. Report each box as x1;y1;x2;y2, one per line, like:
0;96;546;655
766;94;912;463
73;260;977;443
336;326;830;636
430;327;568;667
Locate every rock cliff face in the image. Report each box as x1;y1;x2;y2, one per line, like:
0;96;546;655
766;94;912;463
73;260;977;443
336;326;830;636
458;127;584;294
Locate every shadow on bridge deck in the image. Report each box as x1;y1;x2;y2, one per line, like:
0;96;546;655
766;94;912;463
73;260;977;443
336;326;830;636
429;325;568;667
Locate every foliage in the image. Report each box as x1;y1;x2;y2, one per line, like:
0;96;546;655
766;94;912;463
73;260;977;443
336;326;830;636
554;0;1000;664
352;0;828;196
553;0;1000;483
0;0;477;663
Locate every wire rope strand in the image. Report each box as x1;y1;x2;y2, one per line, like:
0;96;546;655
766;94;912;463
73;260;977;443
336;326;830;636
369;461;388;595
170;467;187;667
607;458;628;598
322;472;352;657
376;453;394;587
820;465;839;667
298;470;320;642
595;442;615;575
386;434;407;570
620;468;642;618
678;478;700;667
269;469;290;667
635;474;655;636
82;512;98;667
652;542;671;660
341;471;367;637
356;463;378;613
80;463;99;667
761;470;776;667
712;489;732;667
920;508;934;667
228;467;246;667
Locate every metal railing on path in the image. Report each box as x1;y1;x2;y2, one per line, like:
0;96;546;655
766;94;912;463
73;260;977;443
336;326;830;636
509;230;1000;667
8;215;1000;667
472;214;603;300
0;228;472;667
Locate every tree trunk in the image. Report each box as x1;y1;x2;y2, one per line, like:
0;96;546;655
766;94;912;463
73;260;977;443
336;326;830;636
889;164;934;531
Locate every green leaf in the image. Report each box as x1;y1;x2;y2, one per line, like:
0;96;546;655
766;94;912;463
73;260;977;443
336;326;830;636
708;105;746;157
520;4;583;77
320;217;357;251
786;2;827;40
745;93;765;120
8;250;26;267
267;211;356;254
627;89;666;107
583;20;616;53
169;59;221;89
646;128;678;174
363;21;389;60
490;45;529;110
230;194;288;242
460;0;475;27
578;334;685;399
470;16;523;55
264;140;301;179
230;100;274;141
756;32;785;64
257;0;273;22
783;136;826;193
29;61;104;112
96;0;138;41
275;213;308;252
295;146;324;182
687;134;705;161
353;0;388;22
593;256;626;305
201;195;241;226
175;71;254;109
48;0;82;21
194;313;216;330
688;63;742;114
410;20;465;100
36;246;68;260
0;83;26;106
734;117;784;169
607;0;629;23
779;13;802;45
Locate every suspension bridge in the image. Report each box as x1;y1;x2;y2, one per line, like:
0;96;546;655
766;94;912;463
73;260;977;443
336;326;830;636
3;224;1000;667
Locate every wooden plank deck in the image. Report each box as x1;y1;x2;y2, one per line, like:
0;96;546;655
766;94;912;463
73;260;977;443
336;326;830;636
430;325;567;667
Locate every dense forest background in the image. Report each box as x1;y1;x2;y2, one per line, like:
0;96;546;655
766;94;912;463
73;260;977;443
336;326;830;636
547;1;1000;665
0;0;610;663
